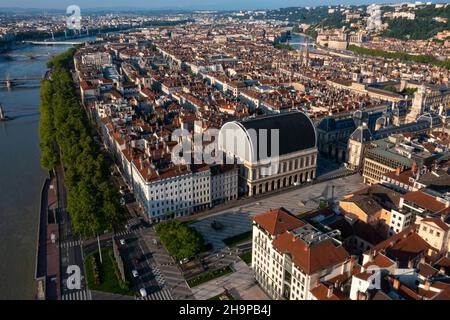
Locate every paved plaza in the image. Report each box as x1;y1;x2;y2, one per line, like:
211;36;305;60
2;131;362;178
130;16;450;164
191;174;365;250
191;260;270;300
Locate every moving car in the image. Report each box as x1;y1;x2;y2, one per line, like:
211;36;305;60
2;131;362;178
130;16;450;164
132;270;139;278
140;288;147;297
119;239;126;245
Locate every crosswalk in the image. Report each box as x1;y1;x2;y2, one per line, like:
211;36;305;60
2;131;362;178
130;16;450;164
115;226;146;237
61;289;92;300
59;239;82;249
150;264;166;286
137;289;173;300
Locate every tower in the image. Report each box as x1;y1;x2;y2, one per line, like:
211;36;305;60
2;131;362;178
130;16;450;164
406;85;426;123
346;123;373;172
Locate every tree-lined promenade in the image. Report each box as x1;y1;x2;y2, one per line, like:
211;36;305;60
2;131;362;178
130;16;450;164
39;48;122;237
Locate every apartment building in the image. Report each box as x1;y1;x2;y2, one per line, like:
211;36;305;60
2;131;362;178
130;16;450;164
210;164;239;205
252;208;351;300
362;134;436;185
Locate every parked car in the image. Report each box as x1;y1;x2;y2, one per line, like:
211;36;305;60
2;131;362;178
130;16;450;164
140;288;147;297
119;239;126;245
179;258;190;265
293;181;300;186
132;270;139;278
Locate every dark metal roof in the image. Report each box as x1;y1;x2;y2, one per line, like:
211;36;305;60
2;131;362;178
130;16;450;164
239;111;316;160
350;125;374;143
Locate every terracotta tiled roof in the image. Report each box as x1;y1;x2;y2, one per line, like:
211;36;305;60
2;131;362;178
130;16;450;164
272;231;349;274
420;217;450;232
403;191;448;213
253;208;304;236
310;283;348;300
363;253;396;269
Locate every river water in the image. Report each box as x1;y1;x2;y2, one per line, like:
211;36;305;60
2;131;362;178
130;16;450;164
287;33;317;52
0;43;74;299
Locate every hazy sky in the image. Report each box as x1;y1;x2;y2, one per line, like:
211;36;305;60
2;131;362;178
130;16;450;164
0;0;399;10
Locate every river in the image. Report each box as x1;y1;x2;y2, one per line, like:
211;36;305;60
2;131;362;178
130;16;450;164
0;43;75;299
286;33;317;52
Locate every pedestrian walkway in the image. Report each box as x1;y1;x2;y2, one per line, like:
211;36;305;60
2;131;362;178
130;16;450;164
150;263;166;286
59;239;82;249
115;226;146;237
136;289;173;300
61;289;92;300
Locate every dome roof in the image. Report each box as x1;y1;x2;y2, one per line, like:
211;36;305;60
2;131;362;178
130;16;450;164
219;111;316;163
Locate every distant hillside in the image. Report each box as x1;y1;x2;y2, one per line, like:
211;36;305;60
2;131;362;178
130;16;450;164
382;6;450;40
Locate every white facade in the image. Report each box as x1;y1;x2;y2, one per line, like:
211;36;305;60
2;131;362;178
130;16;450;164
211;166;239;205
252;222;350;300
389;208;414;235
81;52;112;67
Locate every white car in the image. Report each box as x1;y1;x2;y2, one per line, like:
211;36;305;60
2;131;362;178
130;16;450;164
294;182;300;186
120;239;126;245
132;270;139;278
140;288;147;297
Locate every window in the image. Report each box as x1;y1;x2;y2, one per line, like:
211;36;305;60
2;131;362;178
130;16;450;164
422;226;427;232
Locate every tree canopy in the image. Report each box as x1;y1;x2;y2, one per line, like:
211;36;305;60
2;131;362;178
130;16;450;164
155;220;205;260
39;49;123;237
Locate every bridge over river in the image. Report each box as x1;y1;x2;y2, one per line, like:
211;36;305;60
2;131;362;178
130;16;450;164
0;76;44;88
1;52;54;59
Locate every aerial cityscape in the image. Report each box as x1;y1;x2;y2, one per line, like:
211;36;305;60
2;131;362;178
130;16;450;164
0;0;449;307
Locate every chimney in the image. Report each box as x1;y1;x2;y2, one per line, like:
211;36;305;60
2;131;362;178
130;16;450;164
439;267;446;275
411;161;418;175
423;279;431;291
396;166;401;176
327;285;334;299
393;278;400;290
407;259;414;269
419;256;426;265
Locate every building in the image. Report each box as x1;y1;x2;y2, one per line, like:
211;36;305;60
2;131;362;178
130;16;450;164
346;123;374;171
252;208;352;300
219;112;318;196
362;134;436;185
210;164;239;205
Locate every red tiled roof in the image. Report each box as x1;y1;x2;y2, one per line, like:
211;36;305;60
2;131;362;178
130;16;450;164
403;190;448;213
310;283;348;300
253;208;304;236
272;231;349;274
420;217;450;232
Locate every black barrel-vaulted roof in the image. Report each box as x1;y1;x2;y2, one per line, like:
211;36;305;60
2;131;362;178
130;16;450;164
238;112;316;160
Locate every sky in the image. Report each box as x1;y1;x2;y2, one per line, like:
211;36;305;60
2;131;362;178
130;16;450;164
0;0;401;11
